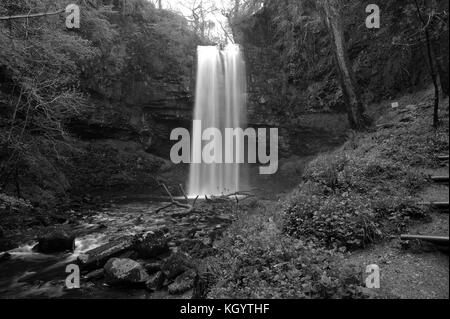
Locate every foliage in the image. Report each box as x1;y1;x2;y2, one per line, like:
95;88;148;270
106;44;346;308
0;0;199;206
282;97;447;250
206;202;369;299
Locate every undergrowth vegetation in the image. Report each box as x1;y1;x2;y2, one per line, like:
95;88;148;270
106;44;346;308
206;201;368;299
283;97;449;250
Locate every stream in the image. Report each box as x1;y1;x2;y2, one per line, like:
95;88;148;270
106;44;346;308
0;197;236;299
0;163;303;299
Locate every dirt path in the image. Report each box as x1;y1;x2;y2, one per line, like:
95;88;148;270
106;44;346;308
346;164;449;299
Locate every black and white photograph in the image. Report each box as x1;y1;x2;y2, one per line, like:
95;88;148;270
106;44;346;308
0;0;448;305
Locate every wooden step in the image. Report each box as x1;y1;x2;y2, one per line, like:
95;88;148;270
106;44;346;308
419;201;449;211
431;176;449;183
401;235;449;245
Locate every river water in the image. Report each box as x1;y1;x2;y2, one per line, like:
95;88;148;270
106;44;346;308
0;198;233;299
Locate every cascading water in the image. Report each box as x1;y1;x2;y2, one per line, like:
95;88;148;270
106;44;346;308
188;44;247;197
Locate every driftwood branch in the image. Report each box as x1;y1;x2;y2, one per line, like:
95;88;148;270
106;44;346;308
154;183;197;214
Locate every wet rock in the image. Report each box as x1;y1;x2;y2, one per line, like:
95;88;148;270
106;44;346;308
143;262;162;275
0;252;11;262
34;228;75;253
84;268;104;281
161;252;194;280
104;258;150;286
168;269;196;295
133;229;169;259
77;236;134;270
145;271;165;291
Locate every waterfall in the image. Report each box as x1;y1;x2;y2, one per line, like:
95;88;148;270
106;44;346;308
188;44;247;197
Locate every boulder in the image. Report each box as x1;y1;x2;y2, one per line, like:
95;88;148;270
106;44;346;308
133;229;169;259
168;269;196;295
143;262;162;275
34;228;75;253
104;258;150;286
145;271;165;291
161;252;194;280
77;236;134;270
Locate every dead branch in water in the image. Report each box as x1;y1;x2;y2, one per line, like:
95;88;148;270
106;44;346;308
153;183;198;214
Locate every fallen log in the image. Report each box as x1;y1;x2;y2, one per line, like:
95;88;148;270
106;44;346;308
400;235;449;245
431;176;449;183
77;236;134;270
437;155;449;161
418;202;449;211
153;184;198;214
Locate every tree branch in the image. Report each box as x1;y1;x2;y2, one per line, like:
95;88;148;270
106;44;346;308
0;9;65;21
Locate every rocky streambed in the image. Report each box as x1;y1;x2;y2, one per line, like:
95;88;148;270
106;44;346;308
0;197;244;299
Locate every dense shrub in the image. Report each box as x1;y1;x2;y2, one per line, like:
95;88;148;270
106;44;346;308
283;191;428;250
206;206;368;299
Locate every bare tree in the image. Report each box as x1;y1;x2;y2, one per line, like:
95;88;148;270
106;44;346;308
179;0;218;38
413;0;440;128
318;0;368;130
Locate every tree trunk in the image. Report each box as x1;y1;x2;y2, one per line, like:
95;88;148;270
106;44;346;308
321;0;367;130
414;0;440;128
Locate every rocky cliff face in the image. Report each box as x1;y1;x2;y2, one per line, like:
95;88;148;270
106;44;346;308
0;2;201;206
231;0;448;157
234;6;348;158
71;7;199;159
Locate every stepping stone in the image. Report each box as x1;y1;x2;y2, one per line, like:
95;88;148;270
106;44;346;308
431;176;449;183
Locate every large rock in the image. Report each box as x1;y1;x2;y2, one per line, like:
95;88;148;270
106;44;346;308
77;236;134;270
133;229;169;259
168;269;196;295
142;262;162;275
104;258;150;286
161;252;194;280
34;228;75;253
145;271;166;291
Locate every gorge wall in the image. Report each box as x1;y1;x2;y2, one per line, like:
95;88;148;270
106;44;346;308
0;0;201;206
232;0;448;157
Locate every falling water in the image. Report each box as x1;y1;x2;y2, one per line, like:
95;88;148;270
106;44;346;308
188;44;247;197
